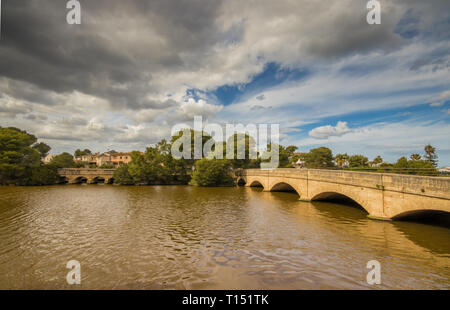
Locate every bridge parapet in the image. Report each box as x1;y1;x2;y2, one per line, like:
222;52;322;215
58;168;116;176
381;174;450;200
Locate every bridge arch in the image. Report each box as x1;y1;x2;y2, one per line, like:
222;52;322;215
58;176;68;184
269;181;301;197
392;209;450;222
248;179;265;188
310;191;369;214
91;176;106;184
73;176;88;184
237;178;246;186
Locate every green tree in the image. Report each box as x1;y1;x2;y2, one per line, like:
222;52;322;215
406;159;437;175
0;127;41;184
74;149;92;157
126;140;189;185
334;153;349;168
410;153;421;161
49;152;76;168
371;155;383;166
170;129;213;166
20;165;59;186
301;147;334;168
226;133;258;169
127;151;152;184
281;145;298;168
349;155;369;168
424;144;438;167
113;164;134;185
393;156;437;175
263;144;298;168
190;158;234;186
394;156;409;172
33;142;51;158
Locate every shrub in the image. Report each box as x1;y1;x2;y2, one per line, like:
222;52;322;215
190;158;234;187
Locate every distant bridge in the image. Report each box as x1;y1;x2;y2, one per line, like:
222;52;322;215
236;169;450;220
58;168;115;184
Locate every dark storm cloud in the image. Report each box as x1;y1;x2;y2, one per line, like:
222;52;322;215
304;9;403;59
0;0;224;109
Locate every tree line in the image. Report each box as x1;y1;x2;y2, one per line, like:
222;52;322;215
0;126;441;186
295;145;439;175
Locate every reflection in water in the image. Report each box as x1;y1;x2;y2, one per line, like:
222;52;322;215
392;221;450;255
0;185;448;289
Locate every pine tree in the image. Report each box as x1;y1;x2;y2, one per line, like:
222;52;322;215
424;144;438;167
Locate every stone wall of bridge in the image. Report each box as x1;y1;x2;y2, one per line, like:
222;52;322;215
58;168;116;184
236;169;450;220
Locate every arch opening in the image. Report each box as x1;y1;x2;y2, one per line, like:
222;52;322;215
107;178;114;184
270;182;299;196
58;176;68;184
249;180;264;188
92;177;105;184
237;178;246;186
392;210;450;228
311;192;367;213
74;176;88;184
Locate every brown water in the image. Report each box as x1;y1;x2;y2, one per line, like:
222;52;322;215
0;185;449;289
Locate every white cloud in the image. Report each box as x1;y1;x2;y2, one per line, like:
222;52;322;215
296;121;450;163
309;121;351;139
429;90;450;107
0;95;32;116
171;98;223;122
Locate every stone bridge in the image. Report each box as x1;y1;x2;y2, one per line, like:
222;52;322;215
58;168;116;184
236;168;450;220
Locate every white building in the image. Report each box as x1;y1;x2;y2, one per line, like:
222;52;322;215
42;154;55;164
438;167;450;175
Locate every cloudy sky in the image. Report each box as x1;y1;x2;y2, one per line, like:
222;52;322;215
0;0;449;165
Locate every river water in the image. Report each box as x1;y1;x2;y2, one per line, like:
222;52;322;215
0;185;449;289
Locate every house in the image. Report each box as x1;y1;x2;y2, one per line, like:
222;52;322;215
291;152;307;168
369;161;382;168
293;158;306;168
110;152;133;167
96;154;112;167
75;153;99;165
74;151;135;167
438;167;450;175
